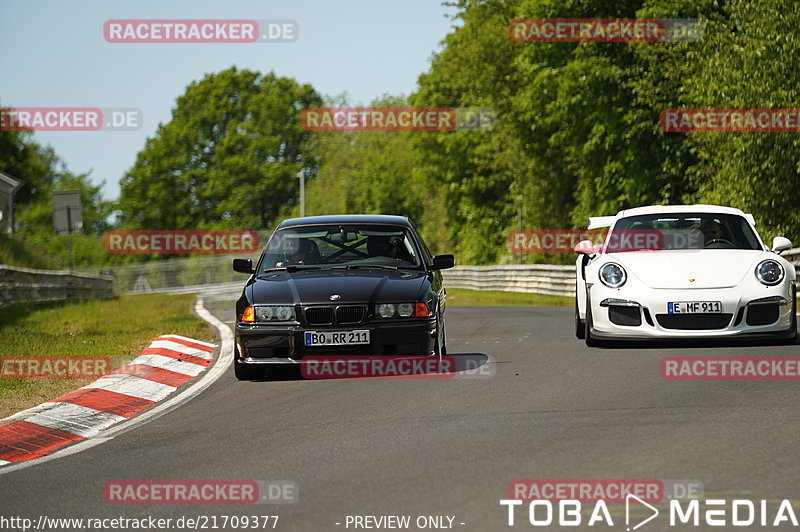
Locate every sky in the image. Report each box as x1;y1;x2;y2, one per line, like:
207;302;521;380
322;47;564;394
0;0;459;201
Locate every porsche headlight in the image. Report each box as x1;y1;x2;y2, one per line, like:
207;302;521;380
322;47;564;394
755;260;784;286
599;263;627;288
255;305;296;321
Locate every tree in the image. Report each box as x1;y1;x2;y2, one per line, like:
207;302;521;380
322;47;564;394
683;0;800;242
298;94;453;253
118;67;322;231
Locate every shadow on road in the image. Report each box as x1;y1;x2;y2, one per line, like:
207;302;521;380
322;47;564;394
241;353;492;382
588;335;798;350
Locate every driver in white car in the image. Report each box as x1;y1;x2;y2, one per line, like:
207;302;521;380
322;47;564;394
701;220;724;246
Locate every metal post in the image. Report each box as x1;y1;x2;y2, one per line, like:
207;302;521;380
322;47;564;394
66;206;74;272
298;169;305;217
518;206;522;264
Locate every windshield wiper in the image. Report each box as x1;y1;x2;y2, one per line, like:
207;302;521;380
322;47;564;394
344;264;398;270
263;265;323;273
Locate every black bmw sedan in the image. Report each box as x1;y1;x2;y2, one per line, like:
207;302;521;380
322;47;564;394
231;215;455;379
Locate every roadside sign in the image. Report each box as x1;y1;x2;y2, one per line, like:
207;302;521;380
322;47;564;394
52;190;83;234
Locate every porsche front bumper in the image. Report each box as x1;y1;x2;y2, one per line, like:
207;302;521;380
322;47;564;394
587;283;796;340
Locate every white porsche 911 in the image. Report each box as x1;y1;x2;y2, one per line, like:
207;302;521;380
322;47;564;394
575;205;797;346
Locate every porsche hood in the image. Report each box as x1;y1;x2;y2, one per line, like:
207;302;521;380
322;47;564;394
601;250;782;289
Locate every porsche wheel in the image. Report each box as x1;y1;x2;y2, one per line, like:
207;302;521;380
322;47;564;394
781;285;798;345
575;296;586;339
584;295;603;347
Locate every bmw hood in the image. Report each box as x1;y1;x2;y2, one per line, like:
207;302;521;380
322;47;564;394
248;269;428;305
601;250;777;289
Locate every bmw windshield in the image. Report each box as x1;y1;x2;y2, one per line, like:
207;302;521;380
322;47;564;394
260;224;424;270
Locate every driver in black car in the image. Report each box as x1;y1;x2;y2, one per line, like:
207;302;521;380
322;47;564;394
277;238;318;266
367;235;398;259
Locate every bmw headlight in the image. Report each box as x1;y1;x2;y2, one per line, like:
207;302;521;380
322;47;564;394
376;303;421;318
377;303;397;318
599;263;627;288
255;305;296;321
755;260;784;286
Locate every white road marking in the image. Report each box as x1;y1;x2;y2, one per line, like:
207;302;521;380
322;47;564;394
126;354;206;376
158;334;216;349
20;402;126;438
147;340;214;359
3;401;66;422
83;374;177;400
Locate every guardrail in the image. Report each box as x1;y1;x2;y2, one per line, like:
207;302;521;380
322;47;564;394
784;247;800;267
81;246;800;298
0;265;114;307
442;247;800;299
82;255;257;294
443;265;576;297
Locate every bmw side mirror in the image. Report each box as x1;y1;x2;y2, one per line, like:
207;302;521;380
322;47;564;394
772;236;792;253
430;254;455;270
233;258;254;274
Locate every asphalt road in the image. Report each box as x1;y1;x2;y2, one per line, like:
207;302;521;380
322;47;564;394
2;288;800;531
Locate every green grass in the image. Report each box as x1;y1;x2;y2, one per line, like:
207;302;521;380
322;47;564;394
0;232;62;269
0;294;214;419
446;288;572;307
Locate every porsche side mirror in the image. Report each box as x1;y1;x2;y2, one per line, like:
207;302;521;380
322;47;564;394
574;240;596;255
233;258;254;274
430;254;455;270
772;236;792;253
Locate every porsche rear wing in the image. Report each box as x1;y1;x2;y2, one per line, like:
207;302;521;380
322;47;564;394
587;213;755;228
587;216;615;230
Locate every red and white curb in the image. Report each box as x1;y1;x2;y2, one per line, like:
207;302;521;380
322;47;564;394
0;299;233;471
0;334;215;464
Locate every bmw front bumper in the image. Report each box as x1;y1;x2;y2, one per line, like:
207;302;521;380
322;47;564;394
235;317;438;363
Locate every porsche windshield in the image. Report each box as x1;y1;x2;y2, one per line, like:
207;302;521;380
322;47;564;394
261;224;423;270
608;213;762;252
